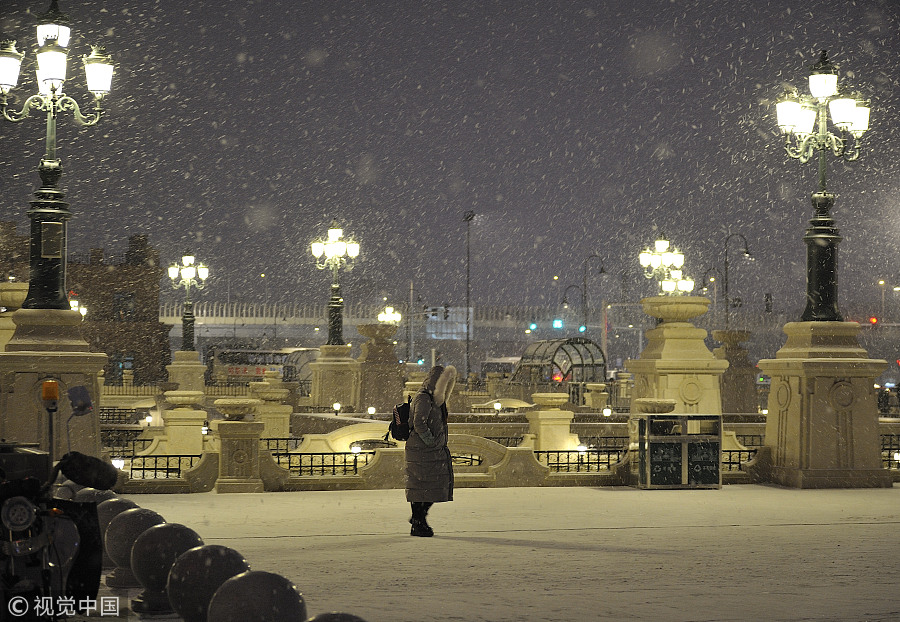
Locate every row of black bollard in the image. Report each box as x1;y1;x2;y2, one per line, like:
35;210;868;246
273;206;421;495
59;479;368;621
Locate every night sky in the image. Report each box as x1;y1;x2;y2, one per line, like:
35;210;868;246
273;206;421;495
1;0;899;320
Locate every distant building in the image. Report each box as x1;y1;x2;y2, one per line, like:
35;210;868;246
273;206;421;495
0;223;171;384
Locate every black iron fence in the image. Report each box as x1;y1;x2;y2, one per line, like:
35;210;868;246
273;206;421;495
580;436;629;449
99;408;140;424
484;436;523;447
452;453;484;467
107;438;154;459
736;434;765;448
535;449;626;472
882;434;900;470
129;455;201;479
722;449;758;472
261;437;304;457
274;452;375;476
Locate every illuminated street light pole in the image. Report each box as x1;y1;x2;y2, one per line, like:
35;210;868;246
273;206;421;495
311;221;359;346
638;235;694;295
463;210;475;382
775;50;870;321
723;233;752;330
581;254;606;332
168;253;210;351
0;1;114;310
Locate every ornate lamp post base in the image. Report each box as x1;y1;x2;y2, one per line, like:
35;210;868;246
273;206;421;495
755;322;891;488
801;192;842;322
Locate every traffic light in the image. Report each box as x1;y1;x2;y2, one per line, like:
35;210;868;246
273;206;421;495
578;325;586;333
552;319;563;329
869;316;878;326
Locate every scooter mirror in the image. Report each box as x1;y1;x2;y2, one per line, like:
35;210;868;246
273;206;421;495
66;386;93;417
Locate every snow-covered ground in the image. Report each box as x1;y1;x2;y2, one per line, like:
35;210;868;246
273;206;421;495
88;484;900;622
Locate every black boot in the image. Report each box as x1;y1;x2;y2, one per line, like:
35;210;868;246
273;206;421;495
410;502;434;537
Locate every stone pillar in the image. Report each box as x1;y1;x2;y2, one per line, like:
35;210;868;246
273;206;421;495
249;371;292;438
584;383;609;411
524;393;580;451
0;309;107;460
756;322;892;488
356;323;404;413
712;330;759;416
161;390;207;455
0;282;28;352
166;350;207;393
626;297;728;415
309;345;360;412
213;398;264;493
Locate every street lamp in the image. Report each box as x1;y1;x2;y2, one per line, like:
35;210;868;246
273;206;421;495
723;233;752;329
168;253;210;351
463;210;475;382
774;50;871;321
581;254;606;332
638;235;694;295
377;306;402;324
310;220;359;346
701;267;724;324
878;280;886;321
0;1;114;310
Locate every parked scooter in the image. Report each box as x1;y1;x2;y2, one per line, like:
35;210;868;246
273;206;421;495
0;382;118;621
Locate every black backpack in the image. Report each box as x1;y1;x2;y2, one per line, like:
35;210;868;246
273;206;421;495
387;396;412;441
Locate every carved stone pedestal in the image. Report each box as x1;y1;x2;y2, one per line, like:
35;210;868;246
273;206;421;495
626;297;728;415
250;371;292;438
213;399;264;493
0;309;107;459
356;323;403;413
756;322;891;488
161;391;207;455
712;330;759;416
524;393;580;451
167;350;207;392
309;345;360;412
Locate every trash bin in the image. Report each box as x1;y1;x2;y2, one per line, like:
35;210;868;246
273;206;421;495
629;414;722;489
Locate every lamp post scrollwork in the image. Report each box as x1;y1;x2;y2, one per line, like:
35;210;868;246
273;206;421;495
168;254;209;352
0;0;114;310
311;221;359;346
774;50;871;322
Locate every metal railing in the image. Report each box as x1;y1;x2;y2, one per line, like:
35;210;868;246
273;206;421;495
882;434;900;470
274;452;375;476
99;408;140;424
128;455;201;479
736;434;765;448
535;449;626;472
452;453;484;467
261;437;304;456
722;449;758;472
483;436;523;447
106;438;153;458
579;436;628;449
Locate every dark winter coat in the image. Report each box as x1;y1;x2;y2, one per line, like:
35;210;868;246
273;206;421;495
405;365;456;503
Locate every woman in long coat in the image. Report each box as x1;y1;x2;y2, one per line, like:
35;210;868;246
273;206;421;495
405;364;456;537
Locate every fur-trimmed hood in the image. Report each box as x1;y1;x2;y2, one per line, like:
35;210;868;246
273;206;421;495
433;365;457;406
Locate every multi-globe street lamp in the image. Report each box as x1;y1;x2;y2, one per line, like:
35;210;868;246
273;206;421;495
310;221;359;346
722;233;752;329
775;50;871;321
638;235;694;295
168;254;210;352
0;0;114;310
